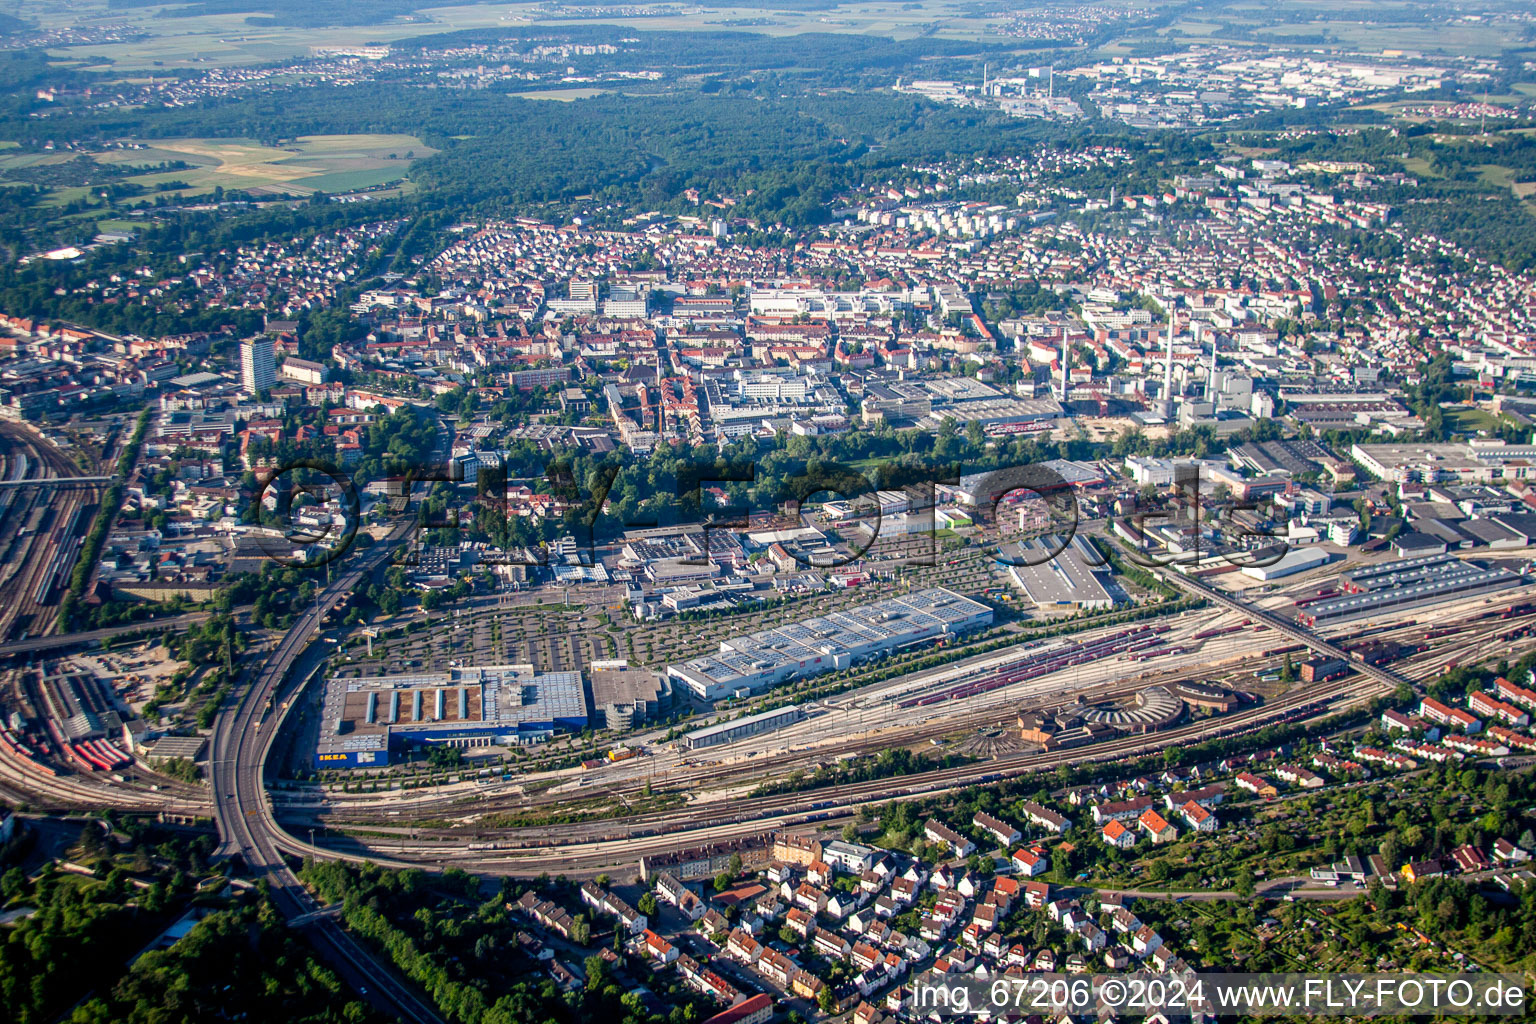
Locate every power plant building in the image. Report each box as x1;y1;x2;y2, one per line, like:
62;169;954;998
667;587;993;700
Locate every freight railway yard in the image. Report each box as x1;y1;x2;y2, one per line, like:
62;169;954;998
0;423;216;817
0;423;102;642
270;613;1522;879
0;646;211;817
270;569;1536;875
4;508;1536;878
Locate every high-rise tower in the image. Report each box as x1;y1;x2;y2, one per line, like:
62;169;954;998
241;337;276;395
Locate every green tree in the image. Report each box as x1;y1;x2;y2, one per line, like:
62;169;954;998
818;984;837;1015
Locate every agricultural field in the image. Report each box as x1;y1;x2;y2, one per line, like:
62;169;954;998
37;0;1017;70
0;134;436;202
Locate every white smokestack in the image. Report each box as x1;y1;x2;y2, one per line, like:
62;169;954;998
1060;333;1069;401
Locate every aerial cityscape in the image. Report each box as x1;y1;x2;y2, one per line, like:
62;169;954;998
2;0;1536;1021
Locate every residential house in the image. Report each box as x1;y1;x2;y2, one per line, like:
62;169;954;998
1020;800;1071;833
1180;800;1217;832
656;872;707;921
791;971;825;1003
727;929;763;964
793;883;828;913
1276;764;1324;789
643;930;679;964
825;892;857;920
973;812;1022;846
1494;838;1531;863
1022;880;1052;909
851;942;882;972
812;930;851;960
699;908;730;939
1235;772;1278;798
1139;808;1178;844
1418;697;1482;734
924;819;976;857
1102;819;1137;849
702;993;773;1024
1011;848;1049;876
1450;845;1491;874
822;840;880;874
1093;796;1154;824
756;948;796;987
1131;925;1163;957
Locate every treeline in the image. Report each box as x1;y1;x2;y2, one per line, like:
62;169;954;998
395;23;1011;85
0;822;233;1024
1275;124;1536;271
59;408;151;631
299;860;714;1024
71;898;383;1024
0;71;1079;228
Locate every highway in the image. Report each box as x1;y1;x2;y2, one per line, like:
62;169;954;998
209;517;445;1024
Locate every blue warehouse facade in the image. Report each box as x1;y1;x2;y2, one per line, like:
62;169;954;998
314;663;589;769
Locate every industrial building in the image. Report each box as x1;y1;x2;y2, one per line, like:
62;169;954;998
1077;685;1184;732
1005;535;1119;610
314;663;588;768
1351;440;1536;485
678;704;807;751
938;460;1105;507
666;587;993;700
1239;545;1336;581
1295;554;1522;627
589;661;673;730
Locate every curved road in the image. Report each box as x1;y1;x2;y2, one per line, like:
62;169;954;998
210;520;445;1024
206;506;1430;1017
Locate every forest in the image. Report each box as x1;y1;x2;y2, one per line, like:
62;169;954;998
299;859;717;1024
0;818;378;1024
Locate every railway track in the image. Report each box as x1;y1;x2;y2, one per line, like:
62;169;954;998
0;424;100;641
0;741;210;814
287;671;1387;870
287;593;1536;876
309;594;1536;828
